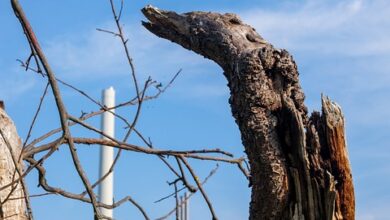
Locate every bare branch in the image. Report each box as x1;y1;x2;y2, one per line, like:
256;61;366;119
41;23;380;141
11;0;102;217
175;157;196;193
24;157;149;215
24;69;180;150
25;136;237;161
8;1;248;219
108;0;140;102
179;156;218;220
96;28;120;37
0;127;34;219
155;164;219;219
174;180;179;220
22;82;49;149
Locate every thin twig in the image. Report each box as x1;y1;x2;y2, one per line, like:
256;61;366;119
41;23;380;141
122;77;150;141
27;136;238;162
174;180;179;220
11;0;101;217
175;157;196;193
80;148;122;197
22;82;49;149
155;164;219;219
0;128;34;219
5;82;49;211
24;69;181;151
108;0;140;102
23;157;150;220
0;137;63;192
179;156;218;220
117;0;124;21
8;192;54;201
88;79;150;197
96;28;120;37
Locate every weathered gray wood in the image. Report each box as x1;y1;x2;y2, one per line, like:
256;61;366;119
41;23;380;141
0;107;28;220
142;6;354;220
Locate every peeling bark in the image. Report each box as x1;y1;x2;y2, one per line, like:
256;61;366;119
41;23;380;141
142;6;354;220
0;107;28;220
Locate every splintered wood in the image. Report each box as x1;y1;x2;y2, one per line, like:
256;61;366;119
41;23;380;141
142;6;355;220
322;96;355;220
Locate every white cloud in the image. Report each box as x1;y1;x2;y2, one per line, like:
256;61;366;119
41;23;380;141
240;4;390;219
242;0;390;56
38;0;390;105
44;25;126;79
239;0;390;131
2;2;389;219
43;23;210;80
0;74;36;103
42;21;224;99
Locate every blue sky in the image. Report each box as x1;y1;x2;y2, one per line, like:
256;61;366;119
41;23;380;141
1;0;389;219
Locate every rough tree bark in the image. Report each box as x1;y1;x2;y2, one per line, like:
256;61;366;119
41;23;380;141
0;104;28;220
142;6;354;220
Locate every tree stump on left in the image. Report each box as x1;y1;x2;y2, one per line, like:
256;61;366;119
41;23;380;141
0;105;28;220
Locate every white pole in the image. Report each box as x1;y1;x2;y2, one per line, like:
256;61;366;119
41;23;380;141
99;87;115;218
184;192;189;220
180;196;184;220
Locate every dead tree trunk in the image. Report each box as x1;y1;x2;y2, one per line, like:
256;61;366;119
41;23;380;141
0;104;28;220
142;6;354;220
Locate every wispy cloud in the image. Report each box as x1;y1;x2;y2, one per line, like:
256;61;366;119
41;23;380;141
239;0;390;127
42;21;226;99
3;2;389;219
0;73;36;103
44;25;126;79
43;22;211;79
242;0;390;56
240;3;390;218
40;0;390;103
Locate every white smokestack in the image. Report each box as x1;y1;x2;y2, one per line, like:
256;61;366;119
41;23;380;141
99;86;115;218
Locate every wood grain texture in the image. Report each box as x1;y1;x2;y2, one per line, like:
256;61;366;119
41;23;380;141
0;108;28;220
142;6;354;220
322;96;355;220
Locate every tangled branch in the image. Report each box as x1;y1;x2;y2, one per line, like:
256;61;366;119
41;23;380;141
2;1;249;219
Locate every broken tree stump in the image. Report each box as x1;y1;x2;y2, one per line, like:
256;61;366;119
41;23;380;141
142;6;354;220
0;105;28;220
